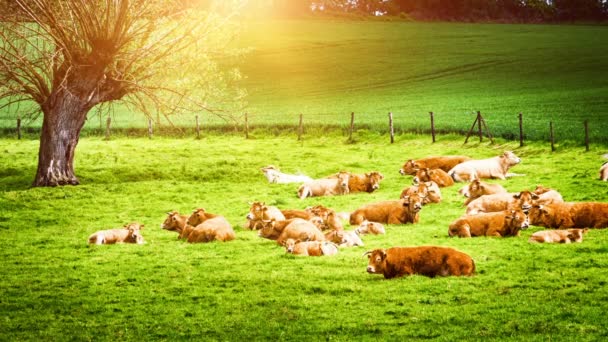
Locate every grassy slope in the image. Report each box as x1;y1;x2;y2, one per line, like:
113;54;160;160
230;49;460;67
1;133;607;340
2;20;607;143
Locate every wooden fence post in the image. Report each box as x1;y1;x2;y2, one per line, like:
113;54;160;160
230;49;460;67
518;113;524;147
477;111;483;142
549;121;555;152
148;119;153;139
245;113;249;139
584;120;589;152
195;115;201;139
429;112;436;143
389;112;394;144
298;114;303;141
17;115;21;140
105;116;111;140
348;112;355;142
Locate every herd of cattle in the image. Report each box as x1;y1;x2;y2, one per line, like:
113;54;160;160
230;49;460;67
88;151;608;279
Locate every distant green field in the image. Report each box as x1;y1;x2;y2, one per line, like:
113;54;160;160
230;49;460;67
2;19;608;144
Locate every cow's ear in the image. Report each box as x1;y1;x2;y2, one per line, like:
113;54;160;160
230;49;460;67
402;196;410;204
365;172;371;177
532;194;539;200
583;228;589;234
513;193;521;199
380;249;387;260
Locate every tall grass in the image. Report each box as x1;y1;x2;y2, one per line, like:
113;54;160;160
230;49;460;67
1;133;607;340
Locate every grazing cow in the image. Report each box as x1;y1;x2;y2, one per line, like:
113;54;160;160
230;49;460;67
283;239;339;256
448;151;521;182
298;171;350;199
533;185;564;205
364;246;475;279
400;181;442;204
601;161;608;181
528;202;608;229
413;168;454;188
399;156;472;175
246;202;286;230
355;220;386;235
88;222;145;245
161;211;189;233
276;219;325;246
347;172;385;193
260;165;313;184
350;193;425;225
528;229;588;244
459;179;507;205
448;209;529;237
465;191;538;215
186;210;235;243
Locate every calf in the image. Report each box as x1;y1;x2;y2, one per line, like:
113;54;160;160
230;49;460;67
88;222;145;245
246;202;286;230
283;239;339;256
413;168;454;188
399;156;472;175
364;246;475;279
260;165;313;184
529;202;608;229
466;191;538;215
459;179;507;205
347;171;384;193
400;181;442;204
448;151;521;182
528;229;588;244
297;171;350;199
448;209;529;238
533;185;564;205
325;229;364;247
355;220;386;235
161;211;189;233
350;193;425;225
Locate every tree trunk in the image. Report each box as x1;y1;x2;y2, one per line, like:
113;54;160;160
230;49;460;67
33;94;91;187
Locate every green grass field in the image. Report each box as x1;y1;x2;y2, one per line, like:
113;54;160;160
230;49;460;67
2;20;608;143
1;132;608;340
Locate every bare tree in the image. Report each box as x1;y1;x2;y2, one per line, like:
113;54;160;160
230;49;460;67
0;0;246;187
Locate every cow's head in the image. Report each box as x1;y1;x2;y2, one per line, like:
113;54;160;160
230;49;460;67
567;229;588;243
501;151;521;166
337;171;350;192
363;249;387;274
306;205;331;221
124;222;143;231
505;209;529;230
528;204;549;226
161;212;184;231
257;219;278;239
402;192;425;213
246;202;267;221
424;181;442;203
413;168;432;185
325;229;346;245
188;208;209;226
357;220;386;235
283;238;299;253
126;225;145;244
462;179;483;198
399;160;419;176
365;171;384;191
513;191;539;213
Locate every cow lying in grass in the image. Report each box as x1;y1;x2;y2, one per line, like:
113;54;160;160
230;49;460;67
448;209;529;238
88;222;145;245
183;208;235;243
465;190;538;215
528;229;588;244
448;151;521;182
260;165;313;184
399;155;472;175
401;181;442;204
297;171;350;199
350;193;425;225
355;220;386;235
529;202;608;229
283;239;339;256
364;246;475;279
246;201;286;230
413;168;454;188
161;211;189;233
458;179;507;206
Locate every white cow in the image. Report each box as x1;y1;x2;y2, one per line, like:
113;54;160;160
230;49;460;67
448;151;522;182
260;165;313;184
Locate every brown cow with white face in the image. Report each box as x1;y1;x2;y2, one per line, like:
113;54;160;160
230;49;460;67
399;156;472;175
88;222;145;245
413;168;454;188
448;209;529;238
350;193;425;225
528;229;588;243
364;246;475;279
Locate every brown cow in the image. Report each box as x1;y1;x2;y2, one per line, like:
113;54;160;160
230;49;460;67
465;191;538;215
276;219;325;246
184;208;235;243
161;211;189;233
258;218;307;240
88;222;145;245
400;181;442;204
246;202;286;230
448;151;521;182
350;193;425;225
298;171;350;199
533;185;564;205
528;202;608;229
347;171;385;193
281;209;313;220
364;246;475;279
528;229;588;243
448;209;529;237
180;208;218;239
413;168;454;188
458;179;507;205
283;239;339;256
399;156;472;175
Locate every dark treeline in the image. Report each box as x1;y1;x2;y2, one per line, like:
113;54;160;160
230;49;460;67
249;0;608;23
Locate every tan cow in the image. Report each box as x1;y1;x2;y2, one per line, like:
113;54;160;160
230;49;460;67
364;246;475;278
283;239;339;256
347;172;385;193
528;202;608;229
180;208;218;240
600;161;608;181
413;168;454;187
276;219;325;246
533;185;564;205
258;218;307;241
448;209;529;238
355;220;386;235
88;222;145;245
325;229;364;247
298;171;350;199
400;181;442;204
459;179;507;205
399;156;472;175
528;229;588;243
465;191;538;215
246;202;286;230
186;210;235;243
350;193;425;225
161;211;189;233
448;151;521;182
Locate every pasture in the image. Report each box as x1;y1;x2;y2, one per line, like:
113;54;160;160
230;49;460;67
1;132;607;340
